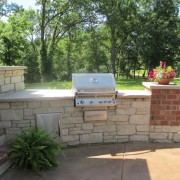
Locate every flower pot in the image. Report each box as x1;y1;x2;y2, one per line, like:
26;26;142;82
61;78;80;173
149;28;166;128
158;78;170;85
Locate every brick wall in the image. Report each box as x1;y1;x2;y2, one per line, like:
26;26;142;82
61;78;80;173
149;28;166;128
150;89;180;126
0;66;26;94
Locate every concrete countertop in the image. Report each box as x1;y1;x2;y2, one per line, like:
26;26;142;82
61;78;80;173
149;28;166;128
0;89;151;102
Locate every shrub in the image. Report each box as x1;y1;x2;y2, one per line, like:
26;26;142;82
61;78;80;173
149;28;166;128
10;127;62;174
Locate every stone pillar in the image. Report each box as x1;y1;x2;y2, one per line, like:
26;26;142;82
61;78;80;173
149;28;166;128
143;82;180;126
0;66;26;94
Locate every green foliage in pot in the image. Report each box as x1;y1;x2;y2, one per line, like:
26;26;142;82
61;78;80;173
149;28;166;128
10;127;62;174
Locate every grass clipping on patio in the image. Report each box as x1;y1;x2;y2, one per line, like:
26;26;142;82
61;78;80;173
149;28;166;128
10;127;62;175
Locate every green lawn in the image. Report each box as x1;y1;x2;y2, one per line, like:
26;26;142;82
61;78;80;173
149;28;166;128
25;78;180;90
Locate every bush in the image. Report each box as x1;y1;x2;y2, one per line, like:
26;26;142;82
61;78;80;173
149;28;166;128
10;127;62;174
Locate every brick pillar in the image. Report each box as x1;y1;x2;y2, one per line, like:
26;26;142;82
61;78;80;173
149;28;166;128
143;82;180;126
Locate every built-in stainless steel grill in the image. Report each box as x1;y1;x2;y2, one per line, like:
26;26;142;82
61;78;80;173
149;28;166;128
72;73;117;107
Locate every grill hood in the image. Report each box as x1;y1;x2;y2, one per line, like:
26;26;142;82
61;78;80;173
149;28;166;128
72;73;117;94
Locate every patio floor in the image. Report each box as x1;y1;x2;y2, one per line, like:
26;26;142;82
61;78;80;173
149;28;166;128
0;143;180;180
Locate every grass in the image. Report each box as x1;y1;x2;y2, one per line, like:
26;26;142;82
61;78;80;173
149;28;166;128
25;78;180;90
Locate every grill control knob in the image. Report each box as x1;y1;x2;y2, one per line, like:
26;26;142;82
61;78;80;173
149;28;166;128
80;100;84;104
90;101;93;104
99;100;102;103
108;100;111;103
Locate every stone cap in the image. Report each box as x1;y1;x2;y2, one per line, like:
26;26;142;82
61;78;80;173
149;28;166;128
0;66;27;70
143;82;180;90
117;90;151;98
0;89;74;102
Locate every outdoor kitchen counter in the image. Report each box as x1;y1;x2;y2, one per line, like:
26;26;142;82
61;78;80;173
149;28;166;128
0;89;151;102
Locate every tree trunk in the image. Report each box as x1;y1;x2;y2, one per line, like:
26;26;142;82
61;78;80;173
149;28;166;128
40;0;52;82
110;27;116;76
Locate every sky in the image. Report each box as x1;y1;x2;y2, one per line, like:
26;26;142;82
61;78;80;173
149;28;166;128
8;0;39;10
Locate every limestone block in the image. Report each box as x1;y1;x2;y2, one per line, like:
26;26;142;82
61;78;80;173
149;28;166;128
149;133;168;140
137;125;149;132
48;107;64;113
80;133;103;144
168;133;173;140
110;115;129;122
154;126;162;133
149;126;154;132
75;124;82;128
21;76;24;82
0;121;11;127
69;130;91;135
6;128;21;137
1;110;23;121
72;111;83;117
130;135;149;142
64;107;74;113
63;124;75;128
82;123;93;130
130;115;150;125
62;117;83;124
15;82;25;91
173;133;180;142
13;70;24;76
94;122;106;126
132;102;150;108
1;84;14;92
117;125;136;135
104;139;117;143
62;129;68;136
50;100;64;107
4;77;10;84
63;99;74;107
69;127;81;132
11;76;21;83
67;141;80;146
104;135;113;140
0;103;9;109
33;108;49;114
31;120;36;126
24;109;33;116
169;126;180;133
162;126;170;132
5;71;12;77
40;101;50;108
28;101;41;108
0;75;4;86
24;115;35;120
136;108;150;115
0;70;5;75
118;139;129;143
62;135;79;143
114;135;129;139
116;108;136;115
17;124;30;128
154;139;172;143
11;102;27;109
93;125;116;133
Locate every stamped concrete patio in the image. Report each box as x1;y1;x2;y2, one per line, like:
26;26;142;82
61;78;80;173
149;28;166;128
0;143;180;180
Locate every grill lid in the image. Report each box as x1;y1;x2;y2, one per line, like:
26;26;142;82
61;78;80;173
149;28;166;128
72;73;116;94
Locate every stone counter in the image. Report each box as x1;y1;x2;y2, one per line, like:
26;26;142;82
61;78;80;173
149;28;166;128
0;84;179;145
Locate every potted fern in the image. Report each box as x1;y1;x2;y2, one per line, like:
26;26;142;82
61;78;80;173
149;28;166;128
10;127;62;175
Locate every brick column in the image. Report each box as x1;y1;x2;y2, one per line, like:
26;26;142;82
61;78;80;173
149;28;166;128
143;82;180;126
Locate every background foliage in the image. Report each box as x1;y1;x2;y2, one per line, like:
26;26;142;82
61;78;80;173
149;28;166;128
0;0;179;82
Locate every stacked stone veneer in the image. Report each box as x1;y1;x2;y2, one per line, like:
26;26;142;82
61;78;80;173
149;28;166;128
0;66;26;146
0;98;151;145
0;66;26;94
